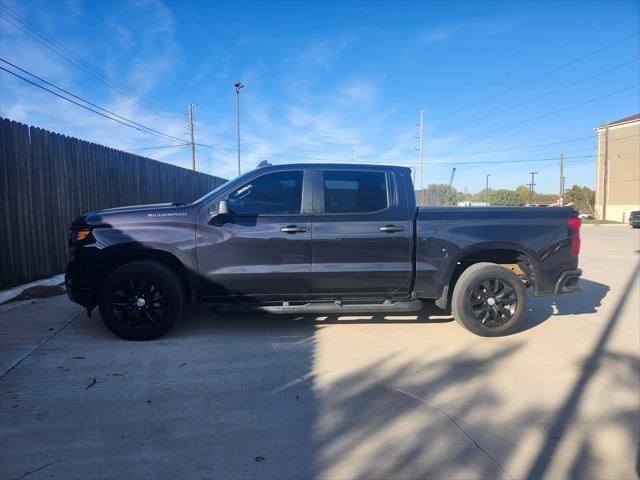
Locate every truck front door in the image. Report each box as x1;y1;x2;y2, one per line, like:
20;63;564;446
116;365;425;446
196;169;312;299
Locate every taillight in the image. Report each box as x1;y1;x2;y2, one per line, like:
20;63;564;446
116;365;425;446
568;217;581;256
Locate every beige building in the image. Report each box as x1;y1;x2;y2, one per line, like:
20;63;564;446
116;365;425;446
594;113;640;222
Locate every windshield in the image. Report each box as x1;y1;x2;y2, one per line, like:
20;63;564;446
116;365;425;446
190;171;253;205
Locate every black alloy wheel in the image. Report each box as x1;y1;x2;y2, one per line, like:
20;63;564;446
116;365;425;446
451;262;528;337
99;261;184;340
110;276;168;331
469;277;518;327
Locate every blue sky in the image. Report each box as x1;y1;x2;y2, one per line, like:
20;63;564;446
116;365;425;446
1;0;639;193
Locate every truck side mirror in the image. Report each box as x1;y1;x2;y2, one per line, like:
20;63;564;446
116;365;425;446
218;199;229;215
208;199;229;225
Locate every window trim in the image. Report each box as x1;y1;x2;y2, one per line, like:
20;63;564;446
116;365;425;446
225;169;311;217
313;169;397;216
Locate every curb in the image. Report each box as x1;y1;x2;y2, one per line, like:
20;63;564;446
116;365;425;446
0;273;65;305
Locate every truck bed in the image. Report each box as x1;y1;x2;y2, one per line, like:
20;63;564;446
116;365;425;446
413;206;579;299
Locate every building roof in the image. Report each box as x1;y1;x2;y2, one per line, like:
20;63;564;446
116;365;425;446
597;113;640;129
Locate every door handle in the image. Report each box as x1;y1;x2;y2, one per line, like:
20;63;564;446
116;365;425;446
379;225;404;233
280;225;307;233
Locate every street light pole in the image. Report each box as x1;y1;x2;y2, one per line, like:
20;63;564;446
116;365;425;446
559;151;564;206
485;174;491;205
419;109;425;192
234;81;244;175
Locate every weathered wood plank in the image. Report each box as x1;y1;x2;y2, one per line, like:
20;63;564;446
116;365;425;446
0;117;226;289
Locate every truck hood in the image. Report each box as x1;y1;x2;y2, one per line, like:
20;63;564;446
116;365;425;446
90;203;180;215
76;202;192;227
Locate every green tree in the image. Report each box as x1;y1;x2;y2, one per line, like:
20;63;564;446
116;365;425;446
515;185;530;204
564;185;595;213
489;189;523;206
416;184;463;206
533;192;558;205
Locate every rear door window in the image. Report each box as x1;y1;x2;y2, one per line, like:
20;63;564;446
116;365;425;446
323;171;389;213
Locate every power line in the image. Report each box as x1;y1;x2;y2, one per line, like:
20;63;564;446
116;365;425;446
355;132;638;160
433;30;639;121
127;144;189;151
89;3;226;149
3;5;634;168
194;139;596;166
448;57;640;130
7;53;632;165
15;48;613;166
435;132;638;160
210;132;636;162
6;2;632;165
0;4;187;129
451;84;640;145
0;58;187;143
135;130;637;164
0;66;188;143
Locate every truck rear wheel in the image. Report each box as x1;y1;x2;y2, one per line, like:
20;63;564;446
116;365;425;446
98;261;184;340
451;262;527;337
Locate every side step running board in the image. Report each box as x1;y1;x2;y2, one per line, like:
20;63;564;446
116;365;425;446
213;299;423;314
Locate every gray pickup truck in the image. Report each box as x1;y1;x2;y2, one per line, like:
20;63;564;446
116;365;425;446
66;163;582;340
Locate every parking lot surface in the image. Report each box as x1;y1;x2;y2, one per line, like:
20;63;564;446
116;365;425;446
1;225;638;480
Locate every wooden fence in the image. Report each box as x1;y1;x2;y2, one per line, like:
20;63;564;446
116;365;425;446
0;117;226;289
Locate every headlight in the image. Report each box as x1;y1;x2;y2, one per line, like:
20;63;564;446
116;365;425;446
68;227;94;247
75;228;92;241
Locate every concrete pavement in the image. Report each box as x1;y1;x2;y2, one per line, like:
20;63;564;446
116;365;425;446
1;225;638;479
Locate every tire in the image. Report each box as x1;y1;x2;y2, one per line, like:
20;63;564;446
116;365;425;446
98;261;184;340
451;262;528;337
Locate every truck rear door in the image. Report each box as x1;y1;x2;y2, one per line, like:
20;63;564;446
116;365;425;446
310;168;413;296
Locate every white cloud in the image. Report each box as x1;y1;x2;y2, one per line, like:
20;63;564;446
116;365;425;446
286;33;359;68
418;17;515;45
418;24;466;45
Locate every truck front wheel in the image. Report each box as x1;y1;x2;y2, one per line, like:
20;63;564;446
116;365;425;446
451;262;527;337
98;261;185;340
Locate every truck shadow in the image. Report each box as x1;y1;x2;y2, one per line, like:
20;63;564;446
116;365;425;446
517;278;610;334
178;302;453;335
47;266;632;480
183;277;608;334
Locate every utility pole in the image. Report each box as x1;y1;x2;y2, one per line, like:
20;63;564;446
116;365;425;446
188;102;197;171
602;123;609;220
419;109;425;192
559;151;564;206
235;81;244;175
485;174;491;206
528;171;538;205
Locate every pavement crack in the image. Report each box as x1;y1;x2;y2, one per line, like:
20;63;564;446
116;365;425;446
391;384;514;480
11;459;60;480
0;311;83;381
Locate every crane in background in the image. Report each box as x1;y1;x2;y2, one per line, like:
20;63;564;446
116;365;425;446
448;167;456;188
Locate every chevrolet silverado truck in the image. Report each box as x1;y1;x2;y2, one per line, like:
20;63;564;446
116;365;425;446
66;163;582;340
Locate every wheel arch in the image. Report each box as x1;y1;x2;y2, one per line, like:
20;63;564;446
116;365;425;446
94;244;193;299
436;242;540;309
